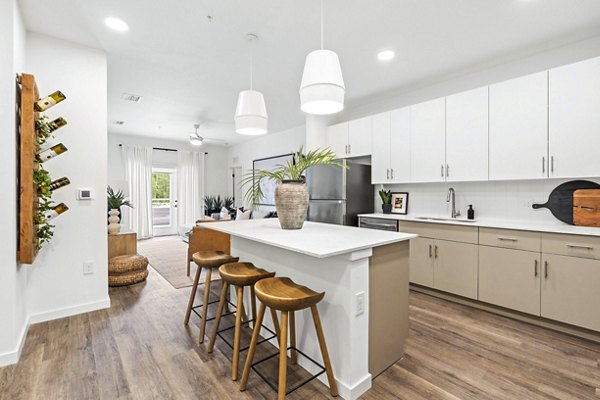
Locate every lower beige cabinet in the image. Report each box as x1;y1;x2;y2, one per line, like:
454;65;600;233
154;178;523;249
410;237;478;299
479;246;541;315
541;254;600;332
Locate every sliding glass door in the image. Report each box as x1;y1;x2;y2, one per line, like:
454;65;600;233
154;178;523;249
151;168;178;236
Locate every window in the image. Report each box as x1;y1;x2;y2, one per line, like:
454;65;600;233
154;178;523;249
152;172;171;226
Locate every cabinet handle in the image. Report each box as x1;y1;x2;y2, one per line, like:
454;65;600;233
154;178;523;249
391;169;394;180
428;244;432;258
544;261;549;279
551;156;554;173
441;164;444;178
345;144;348;154
348;144;351;154
446;164;449;177
542;156;545;174
498;237;518;242
434;245;438;259
534;260;539;277
566;244;594;250
386;168;390;179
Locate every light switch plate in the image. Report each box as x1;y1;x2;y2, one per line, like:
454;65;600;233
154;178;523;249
83;261;94;275
355;291;365;316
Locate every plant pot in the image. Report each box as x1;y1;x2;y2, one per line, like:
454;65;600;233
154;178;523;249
275;180;309;230
108;209;121;235
382;204;392;214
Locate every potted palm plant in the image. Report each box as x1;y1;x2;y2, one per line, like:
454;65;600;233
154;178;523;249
379;189;393;214
242;147;345;229
107;186;133;234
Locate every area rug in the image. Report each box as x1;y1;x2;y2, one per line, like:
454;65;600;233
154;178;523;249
137;235;216;289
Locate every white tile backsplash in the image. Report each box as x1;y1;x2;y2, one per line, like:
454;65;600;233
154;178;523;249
381;178;600;225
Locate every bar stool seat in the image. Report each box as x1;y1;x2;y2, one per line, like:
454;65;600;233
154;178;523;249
208;262;278;381
240;277;338;399
184;250;239;344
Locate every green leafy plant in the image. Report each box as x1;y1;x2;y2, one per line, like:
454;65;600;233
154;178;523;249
223;196;234;209
214;195;224;210
241;146;345;206
203;195;216;212
35;197;55;245
107;186;133;209
378;189;392;205
35;115;54;149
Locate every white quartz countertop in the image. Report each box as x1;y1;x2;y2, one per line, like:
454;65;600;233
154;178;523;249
358;213;600;237
205;218;417;258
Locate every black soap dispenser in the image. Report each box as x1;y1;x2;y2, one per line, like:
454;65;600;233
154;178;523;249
467;205;475;220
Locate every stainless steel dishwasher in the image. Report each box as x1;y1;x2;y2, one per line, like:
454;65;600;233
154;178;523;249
358;216;399;232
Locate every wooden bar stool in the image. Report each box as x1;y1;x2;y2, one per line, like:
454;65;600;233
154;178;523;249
183;250;239;344
207;262;279;381
240;277;338;399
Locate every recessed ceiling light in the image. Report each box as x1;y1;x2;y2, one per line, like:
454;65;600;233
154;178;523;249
112;120;125;125
105;17;129;32
377;50;395;62
121;93;142;102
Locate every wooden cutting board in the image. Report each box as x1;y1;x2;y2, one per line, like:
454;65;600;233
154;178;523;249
574;189;600;227
532;180;600;225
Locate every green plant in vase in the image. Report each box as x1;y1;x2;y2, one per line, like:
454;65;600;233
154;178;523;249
379;189;393;214
107;186;133;235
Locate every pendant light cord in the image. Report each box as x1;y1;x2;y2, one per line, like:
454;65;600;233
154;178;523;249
320;0;324;49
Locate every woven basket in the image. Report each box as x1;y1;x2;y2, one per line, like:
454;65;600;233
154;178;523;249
109;269;149;287
108;254;149;274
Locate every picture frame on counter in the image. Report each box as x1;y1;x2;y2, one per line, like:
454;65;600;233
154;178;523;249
391;192;409;214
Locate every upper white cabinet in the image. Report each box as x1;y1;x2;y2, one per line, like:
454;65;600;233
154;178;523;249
489;71;548;180
549;56;600;178
371;109;410;184
326;117;372;158
410;98;446;182
446;87;489;182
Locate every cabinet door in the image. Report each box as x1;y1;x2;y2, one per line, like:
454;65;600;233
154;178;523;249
409;237;434;287
549;56;600;178
348;116;372;157
326;122;349;159
371;112;391;183
446;87;488;182
479;246;541;315
434;240;478;299
410;98;446;182
541;254;600;332
489;72;548;180
389;107;411;183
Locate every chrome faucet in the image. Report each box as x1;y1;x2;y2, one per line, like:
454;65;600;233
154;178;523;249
446;188;461;219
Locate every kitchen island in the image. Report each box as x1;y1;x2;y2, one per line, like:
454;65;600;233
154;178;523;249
206;218;416;400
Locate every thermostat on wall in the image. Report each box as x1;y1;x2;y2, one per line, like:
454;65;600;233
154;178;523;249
77;188;94;200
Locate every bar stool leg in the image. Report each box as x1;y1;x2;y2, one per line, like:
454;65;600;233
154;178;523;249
232;285;245;381
278;311;288;400
270;309;281;346
186;259;190;277
207;281;230;353
250;286;258;321
239;302;266;391
310;305;338;397
198;267;212;344
289;311;297;365
184;265;202;325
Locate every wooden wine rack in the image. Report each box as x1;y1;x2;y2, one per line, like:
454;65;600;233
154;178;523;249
17;73;40;264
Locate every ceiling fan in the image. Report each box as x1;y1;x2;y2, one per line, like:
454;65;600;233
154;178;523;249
189;123;228;146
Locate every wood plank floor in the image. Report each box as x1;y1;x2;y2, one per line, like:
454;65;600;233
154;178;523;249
1;267;599;400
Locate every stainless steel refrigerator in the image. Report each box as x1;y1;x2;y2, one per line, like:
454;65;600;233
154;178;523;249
306;160;374;226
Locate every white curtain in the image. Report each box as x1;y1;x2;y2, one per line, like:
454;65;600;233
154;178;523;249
177;150;205;231
121;145;153;239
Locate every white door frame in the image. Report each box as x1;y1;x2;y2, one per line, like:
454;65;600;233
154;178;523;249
152;167;178;236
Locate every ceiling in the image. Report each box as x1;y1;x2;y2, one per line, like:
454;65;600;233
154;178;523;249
18;0;600;146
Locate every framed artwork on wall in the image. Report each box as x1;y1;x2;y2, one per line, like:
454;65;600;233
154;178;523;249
391;192;409;215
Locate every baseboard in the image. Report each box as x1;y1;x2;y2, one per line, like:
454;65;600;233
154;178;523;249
338;373;372;400
0;317;30;367
29;297;111;324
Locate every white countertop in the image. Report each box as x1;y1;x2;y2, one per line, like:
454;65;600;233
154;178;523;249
204;218;417;258
358;213;600;237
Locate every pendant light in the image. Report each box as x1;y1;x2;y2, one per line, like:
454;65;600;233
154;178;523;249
299;0;345;115
235;34;268;135
189;123;204;146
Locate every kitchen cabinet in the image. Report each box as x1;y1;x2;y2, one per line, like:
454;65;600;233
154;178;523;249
479;246;541;315
410;98;446;182
549;56;600;178
409;237;434;287
445;87;488;182
541;253;600;332
326;117;372;158
489;71;548;180
434;239;478;299
371;108;410;183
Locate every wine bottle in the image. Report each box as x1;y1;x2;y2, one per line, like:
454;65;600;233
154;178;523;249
43;203;69;221
38;177;71;196
34;90;66;111
48;117;67;133
36;143;68;162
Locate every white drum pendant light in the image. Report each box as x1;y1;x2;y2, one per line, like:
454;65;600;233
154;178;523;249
300;0;345;115
235;34;268;135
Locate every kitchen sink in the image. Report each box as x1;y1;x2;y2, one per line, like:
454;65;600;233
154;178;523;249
414;216;477;223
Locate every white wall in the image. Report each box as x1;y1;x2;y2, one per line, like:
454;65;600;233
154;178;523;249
227;125;306;210
25;33;110;323
0;0;28;366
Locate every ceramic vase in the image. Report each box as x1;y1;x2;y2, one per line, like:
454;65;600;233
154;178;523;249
382;204;392;214
108;209;121;235
275;180;309;230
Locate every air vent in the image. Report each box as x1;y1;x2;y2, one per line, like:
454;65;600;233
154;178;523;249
112;120;125;125
121;93;143;103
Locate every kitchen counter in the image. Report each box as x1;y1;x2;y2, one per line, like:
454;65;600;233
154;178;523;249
205;218;415;399
358;213;600;236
